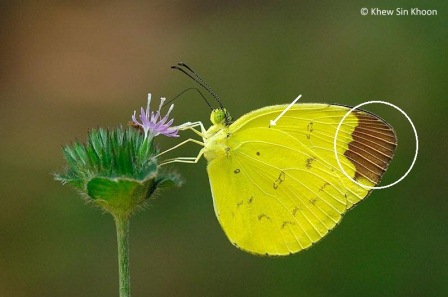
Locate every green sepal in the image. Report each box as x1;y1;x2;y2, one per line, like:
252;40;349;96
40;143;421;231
87;175;157;216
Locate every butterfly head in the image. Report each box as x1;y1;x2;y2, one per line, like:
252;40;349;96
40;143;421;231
210;108;232;126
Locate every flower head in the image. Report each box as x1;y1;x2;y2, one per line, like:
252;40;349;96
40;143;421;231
55;127;183;217
131;93;179;139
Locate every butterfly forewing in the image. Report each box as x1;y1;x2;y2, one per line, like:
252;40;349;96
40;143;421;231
205;104;397;255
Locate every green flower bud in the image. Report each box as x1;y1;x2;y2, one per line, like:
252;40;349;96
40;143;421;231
55;127;183;217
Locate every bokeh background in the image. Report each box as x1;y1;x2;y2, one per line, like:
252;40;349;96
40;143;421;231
1;1;447;296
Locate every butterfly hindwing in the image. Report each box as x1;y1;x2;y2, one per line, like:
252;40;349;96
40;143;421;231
208;127;349;255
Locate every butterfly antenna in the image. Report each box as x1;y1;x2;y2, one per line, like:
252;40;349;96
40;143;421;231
164;87;213;110
171;62;224;109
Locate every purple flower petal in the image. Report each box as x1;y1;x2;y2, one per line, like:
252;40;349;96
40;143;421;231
130;93;179;138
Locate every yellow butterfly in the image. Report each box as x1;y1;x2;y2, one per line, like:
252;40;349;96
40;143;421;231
160;64;397;256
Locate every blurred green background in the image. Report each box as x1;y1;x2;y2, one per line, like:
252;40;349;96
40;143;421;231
1;1;446;296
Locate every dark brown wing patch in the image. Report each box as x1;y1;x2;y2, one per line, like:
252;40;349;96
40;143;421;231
344;112;397;185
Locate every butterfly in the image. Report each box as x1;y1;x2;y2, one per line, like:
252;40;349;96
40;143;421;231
161;63;397;256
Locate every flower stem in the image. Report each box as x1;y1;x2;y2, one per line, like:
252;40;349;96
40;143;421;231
114;214;131;297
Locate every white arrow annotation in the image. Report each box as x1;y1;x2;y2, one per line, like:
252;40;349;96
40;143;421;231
269;94;302;126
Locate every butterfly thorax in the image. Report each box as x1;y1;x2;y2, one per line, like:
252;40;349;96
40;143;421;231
203;108;234;162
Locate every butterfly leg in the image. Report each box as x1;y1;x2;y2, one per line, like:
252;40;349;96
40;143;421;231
158;148;205;166
156;121;207;166
155;138;204;158
177;121;206;137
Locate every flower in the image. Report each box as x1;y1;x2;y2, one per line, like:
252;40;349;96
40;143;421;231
131;93;179;139
55;127;183;216
55;92;184;297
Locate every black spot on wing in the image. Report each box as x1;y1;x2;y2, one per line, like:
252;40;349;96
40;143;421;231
258;214;272;221
319;182;330;192
305;156;316;169
292;207;300;217
309;198;318;205
281;221;297;229
306;122;314;139
273;171;286;189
